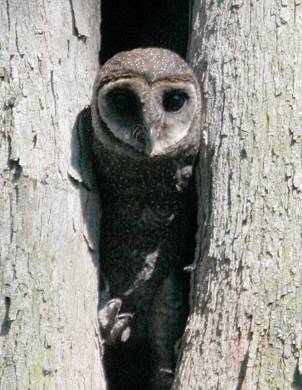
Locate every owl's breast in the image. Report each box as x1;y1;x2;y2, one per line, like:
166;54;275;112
93;136;196;317
93;137;197;196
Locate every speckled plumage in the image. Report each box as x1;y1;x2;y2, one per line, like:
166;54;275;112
91;48;201;390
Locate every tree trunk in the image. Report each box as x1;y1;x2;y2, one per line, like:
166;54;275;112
0;1;106;389
175;0;302;388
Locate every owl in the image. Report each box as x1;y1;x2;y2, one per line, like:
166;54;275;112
90;48;201;390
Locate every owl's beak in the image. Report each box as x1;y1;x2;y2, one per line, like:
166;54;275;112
145;126;158;156
143;127;156;155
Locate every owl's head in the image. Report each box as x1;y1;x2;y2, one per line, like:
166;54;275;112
91;48;201;157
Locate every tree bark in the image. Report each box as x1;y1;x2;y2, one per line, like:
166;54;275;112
175;0;302;388
0;1;106;389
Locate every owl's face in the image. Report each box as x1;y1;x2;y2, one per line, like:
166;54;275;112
92;48;200;157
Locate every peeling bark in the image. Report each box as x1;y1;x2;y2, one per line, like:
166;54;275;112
175;0;302;388
0;1;106;389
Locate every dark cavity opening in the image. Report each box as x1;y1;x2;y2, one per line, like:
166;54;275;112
100;0;190;63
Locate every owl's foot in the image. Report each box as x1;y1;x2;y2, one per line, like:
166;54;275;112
183;263;196;272
151;367;174;390
98;298;133;345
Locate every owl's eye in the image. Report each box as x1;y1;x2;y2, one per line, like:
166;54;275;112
108;89;137;113
112;93;131;111
163;91;188;112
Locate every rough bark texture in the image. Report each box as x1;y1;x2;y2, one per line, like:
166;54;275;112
175;0;302;388
0;1;106;389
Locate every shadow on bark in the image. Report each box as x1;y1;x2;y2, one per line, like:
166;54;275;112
69;107;105;303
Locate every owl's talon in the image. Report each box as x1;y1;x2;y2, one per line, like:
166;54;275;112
183;263;195;272
159;368;174;375
98;298;121;328
151;366;175;389
117;312;133;320
107;298;122;310
98;298;132;345
110;315;132;344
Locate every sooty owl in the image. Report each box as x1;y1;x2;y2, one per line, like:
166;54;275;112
90;48;201;390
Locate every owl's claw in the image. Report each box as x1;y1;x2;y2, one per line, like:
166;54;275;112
98;298;133;345
151;367;175;389
183;263;196;272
